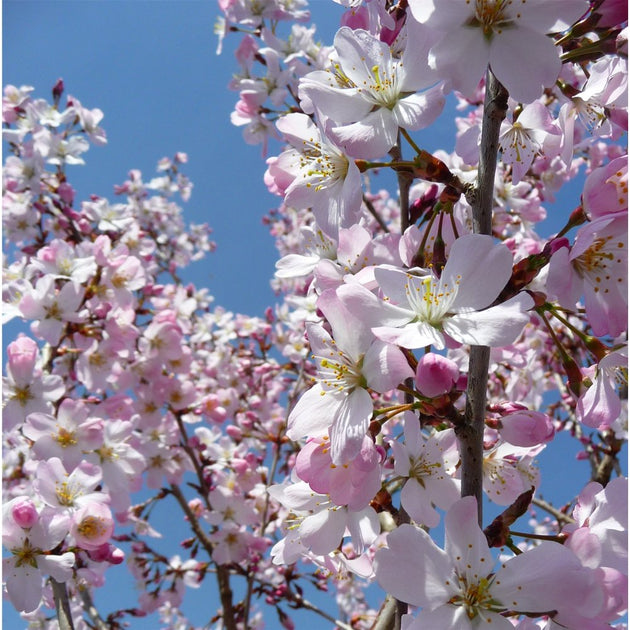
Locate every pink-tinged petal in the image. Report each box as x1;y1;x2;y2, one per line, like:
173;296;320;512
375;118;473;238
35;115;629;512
394;84;445;131
37;552;75;583
412;605;513;630
346;507;380;552
374;523;453;608
316;290;372;359
275;111;315;146
373;321;446;350
337;281;413;329
329;388;373;464
566;527;602;569
401;478;441;528
362;339;413;393
275;253;319;278
300;508;346;556
333;27;392;87
517;0;590;32
577;375;622;430
443;293;533;347
547;245;582;307
490;29;561;103
446;235;513;311
298;73;372;124
444;497;493;579
431;27;489;98
286;384;334;441
3;558;43;613
330;108;398;160
492;541;596;614
399;18;442;89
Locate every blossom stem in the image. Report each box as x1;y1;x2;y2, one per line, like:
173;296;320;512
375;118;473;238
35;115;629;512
509;530;569;543
51;578;75;630
458;68;508;525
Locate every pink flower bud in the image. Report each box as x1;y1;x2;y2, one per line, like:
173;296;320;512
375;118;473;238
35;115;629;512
11;497;39;528
415;353;459;398
57;182;75;205
499;410;555;447
7;336;38;384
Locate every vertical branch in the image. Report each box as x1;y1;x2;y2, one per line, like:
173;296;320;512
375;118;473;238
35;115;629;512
389;137;413;234
456;68;508;525
51;578;75;630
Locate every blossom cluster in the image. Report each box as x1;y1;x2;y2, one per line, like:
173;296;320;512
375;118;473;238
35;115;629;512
2;0;628;628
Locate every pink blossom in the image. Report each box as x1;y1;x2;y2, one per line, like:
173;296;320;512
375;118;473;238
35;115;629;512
582;155;628;219
298;21;444;159
23;398;104;469
499;100;561;183
576;346;627;430
2;335;65;431
390;412;460;527
34;457;107;512
3;500;75;613
295;435;382;510
266;112;362;236
375;496;597;628
268;478;379;563
409;0;589;103
19;276;86;345
369;234;534;350
286;287;412;463
547;212;627;337
567;477;628;576
70;502;114;550
482;441;540;505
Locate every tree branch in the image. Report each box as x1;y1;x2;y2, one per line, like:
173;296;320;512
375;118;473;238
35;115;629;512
456;68;508;525
51;578;75;630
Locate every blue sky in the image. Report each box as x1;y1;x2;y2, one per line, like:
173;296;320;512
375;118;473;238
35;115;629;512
3;1;626;628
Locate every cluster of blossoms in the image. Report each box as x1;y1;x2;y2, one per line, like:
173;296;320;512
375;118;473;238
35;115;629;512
3;0;628;629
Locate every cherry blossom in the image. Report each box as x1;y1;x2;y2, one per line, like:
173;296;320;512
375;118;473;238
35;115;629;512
3;499;75;613
2;335;65;431
266;113;363;236
298;21;444;159
499;100;561;183
547;211;627;337
374;496;597;629
287;286;412;463
368;234;534;350
409;0;590;103
390;412;460;527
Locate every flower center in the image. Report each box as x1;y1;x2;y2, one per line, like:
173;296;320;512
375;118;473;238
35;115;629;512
405;273;460;327
450;575;502;619
467;0;516;39
573;235;625;294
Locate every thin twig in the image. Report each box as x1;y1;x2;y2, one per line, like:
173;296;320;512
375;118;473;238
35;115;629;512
170;484;238;630
78;587;110;630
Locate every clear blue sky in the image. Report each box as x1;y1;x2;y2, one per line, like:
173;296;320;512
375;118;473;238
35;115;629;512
2;1;625;628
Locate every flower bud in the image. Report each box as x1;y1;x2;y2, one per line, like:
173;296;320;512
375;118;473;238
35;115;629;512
415;353;458;398
499;410;555;447
11;497;39;528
